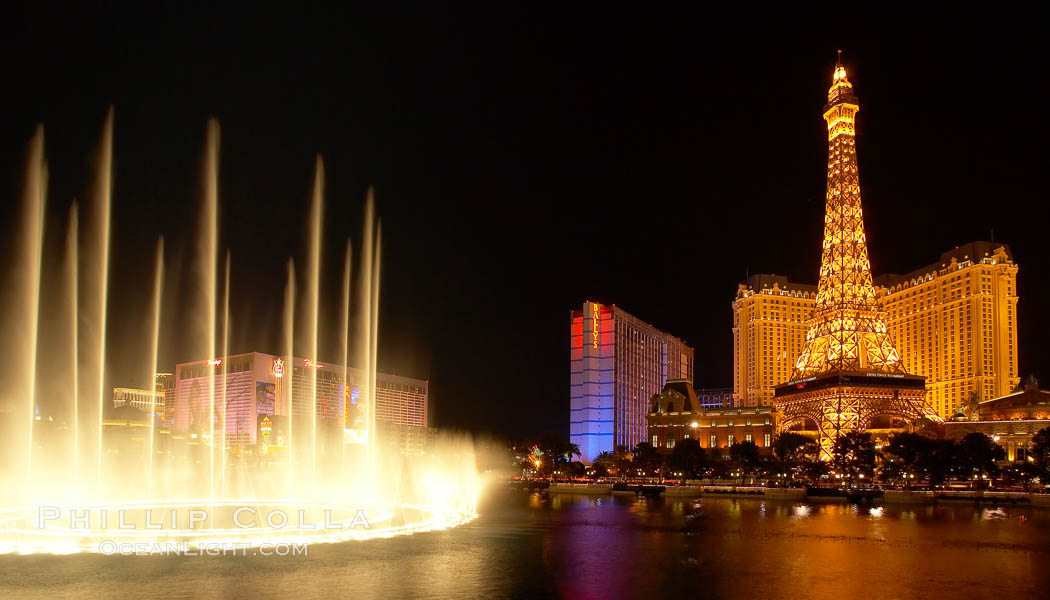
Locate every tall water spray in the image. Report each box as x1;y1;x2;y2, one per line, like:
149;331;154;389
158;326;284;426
200;119;220;501
283;258;296;495
220;250;230;497
91;109;113;492
65;203;79;489
8;126;47;495
147;237;164;491
340;240;352;469
305;156;323;490
0;115;480;553
370;221;381;468
358;189;376;463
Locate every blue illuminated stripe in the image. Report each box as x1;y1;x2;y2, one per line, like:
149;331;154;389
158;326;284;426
570;433;613;437
570;420;614;424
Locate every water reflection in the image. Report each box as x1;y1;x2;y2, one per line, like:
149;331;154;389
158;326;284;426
981;507;1007;520
2;491;1049;599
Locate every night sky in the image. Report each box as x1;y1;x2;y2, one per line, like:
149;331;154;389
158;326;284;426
1;5;1047;440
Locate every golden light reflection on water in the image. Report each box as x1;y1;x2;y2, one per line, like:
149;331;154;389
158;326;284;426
3;492;1049;598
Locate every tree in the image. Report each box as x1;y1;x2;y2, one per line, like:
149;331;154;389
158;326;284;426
525;434;584;479
772;433;818;484
594;450;613;464
831;431;877;484
1002;462;1041;492
729;440;761;484
803;459;830;481
613;445;633;480
588;462;609;479
884;433;931;488
667;438;707;479
955;432;1005;482
513;445;544;478
593;448;634;480
565;443;582;462
773;432;817;462
924;439;957;486
1030;427;1050;476
566;461;587;480
632;442;663;478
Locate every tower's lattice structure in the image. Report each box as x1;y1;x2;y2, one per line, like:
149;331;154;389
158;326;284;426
775;54;941;459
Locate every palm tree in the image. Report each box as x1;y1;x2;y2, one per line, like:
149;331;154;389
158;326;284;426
565;442;582;462
613;445;633;481
594;451;615;478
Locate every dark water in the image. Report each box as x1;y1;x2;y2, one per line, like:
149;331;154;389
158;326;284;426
2;489;1048;599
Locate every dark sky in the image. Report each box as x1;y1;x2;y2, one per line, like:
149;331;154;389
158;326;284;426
1;4;1047;440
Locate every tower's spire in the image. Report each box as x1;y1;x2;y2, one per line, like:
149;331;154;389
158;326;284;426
791;53;903;378
828;51;854;106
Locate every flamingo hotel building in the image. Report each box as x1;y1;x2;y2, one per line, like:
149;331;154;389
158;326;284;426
172;351;428;454
570;301;694;462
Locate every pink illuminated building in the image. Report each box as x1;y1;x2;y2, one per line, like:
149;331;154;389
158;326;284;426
172;352;427;450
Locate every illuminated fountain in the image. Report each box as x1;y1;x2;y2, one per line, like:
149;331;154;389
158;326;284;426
0;112;480;554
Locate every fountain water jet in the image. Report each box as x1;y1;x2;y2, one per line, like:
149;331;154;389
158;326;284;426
200;119;220;502
358;189;376;464
370;219;381;468
0;115;480;554
65;203;79;489
147;237;164;493
340;239;352;470
92;109;113;494
220;250;230;497
10;126;47;493
305;156;323;492
283;258;295;495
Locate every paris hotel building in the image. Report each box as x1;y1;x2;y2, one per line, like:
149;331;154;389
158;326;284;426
570;301;694;462
733;242;1019;418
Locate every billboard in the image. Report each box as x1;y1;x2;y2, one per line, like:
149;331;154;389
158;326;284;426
256;381;275;415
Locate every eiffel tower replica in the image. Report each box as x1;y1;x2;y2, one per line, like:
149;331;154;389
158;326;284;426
775;53;941;459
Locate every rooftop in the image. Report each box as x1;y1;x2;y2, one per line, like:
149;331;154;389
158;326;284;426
874;242;1013;288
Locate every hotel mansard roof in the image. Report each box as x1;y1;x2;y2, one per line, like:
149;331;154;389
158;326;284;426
737;241;1014;296
649;380;701;414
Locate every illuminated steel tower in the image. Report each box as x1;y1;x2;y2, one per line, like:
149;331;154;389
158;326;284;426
775;54;940;458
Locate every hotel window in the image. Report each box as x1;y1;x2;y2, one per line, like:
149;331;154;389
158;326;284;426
764;433;771;447
710;434;718;448
652;435;657;446
745;434;753;443
746;419;752;426
727;434;735;447
764;417;771;425
728;419;734;427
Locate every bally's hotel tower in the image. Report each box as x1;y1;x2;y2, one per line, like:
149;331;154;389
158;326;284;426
570;302;694;462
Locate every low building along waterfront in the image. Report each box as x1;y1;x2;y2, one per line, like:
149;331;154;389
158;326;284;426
646;380;775;454
945;376;1050;461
